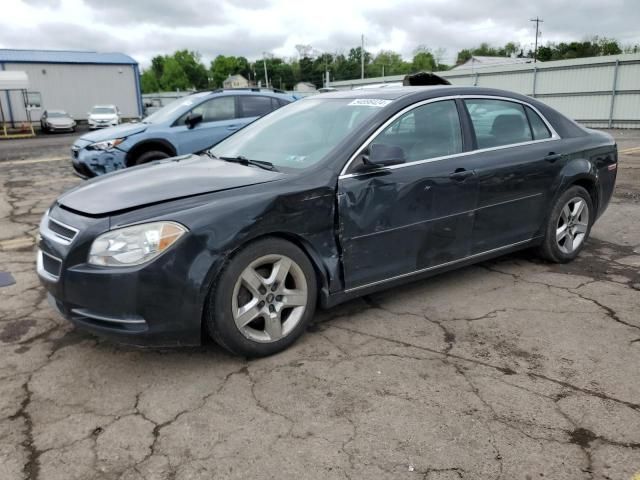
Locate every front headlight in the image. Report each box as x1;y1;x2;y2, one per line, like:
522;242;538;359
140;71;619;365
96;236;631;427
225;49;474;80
87;138;125;151
88;222;187;267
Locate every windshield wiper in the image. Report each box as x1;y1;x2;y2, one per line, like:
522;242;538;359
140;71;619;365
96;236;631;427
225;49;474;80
219;155;277;171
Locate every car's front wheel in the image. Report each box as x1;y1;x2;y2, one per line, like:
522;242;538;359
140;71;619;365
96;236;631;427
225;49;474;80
131;150;170;166
206;238;317;357
539;185;594;263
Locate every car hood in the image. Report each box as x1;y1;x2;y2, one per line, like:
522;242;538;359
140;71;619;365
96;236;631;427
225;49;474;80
57;155;286;215
80;123;148;143
47;117;74;126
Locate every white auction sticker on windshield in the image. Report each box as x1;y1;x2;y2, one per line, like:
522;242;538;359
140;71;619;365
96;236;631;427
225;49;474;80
348;99;392;107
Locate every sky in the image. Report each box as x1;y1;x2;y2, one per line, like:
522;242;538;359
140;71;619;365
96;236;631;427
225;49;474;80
1;0;639;68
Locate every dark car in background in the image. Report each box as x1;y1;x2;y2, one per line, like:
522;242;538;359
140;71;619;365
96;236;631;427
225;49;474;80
70;88;295;178
38;86;617;356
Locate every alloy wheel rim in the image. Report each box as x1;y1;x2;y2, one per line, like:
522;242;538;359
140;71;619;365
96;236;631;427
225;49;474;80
232;254;308;343
556;196;589;254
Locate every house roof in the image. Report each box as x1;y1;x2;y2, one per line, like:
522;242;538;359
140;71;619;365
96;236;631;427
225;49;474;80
451;56;535;70
0;49;137;65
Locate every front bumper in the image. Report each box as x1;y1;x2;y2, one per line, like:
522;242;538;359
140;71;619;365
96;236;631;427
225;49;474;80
45;124;76;132
88;120;118;129
36;205;214;346
71;143;127;178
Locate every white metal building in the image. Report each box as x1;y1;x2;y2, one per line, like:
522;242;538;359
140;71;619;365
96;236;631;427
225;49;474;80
0;49;142;125
328;53;640;128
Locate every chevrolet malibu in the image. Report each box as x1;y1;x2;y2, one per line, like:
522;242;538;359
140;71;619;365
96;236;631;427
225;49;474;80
37;86;617;357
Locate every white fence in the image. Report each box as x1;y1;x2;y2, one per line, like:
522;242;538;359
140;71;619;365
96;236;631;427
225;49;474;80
328;53;640;129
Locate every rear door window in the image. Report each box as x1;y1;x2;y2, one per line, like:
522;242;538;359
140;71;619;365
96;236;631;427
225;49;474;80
465;99;533;149
239;96;274;118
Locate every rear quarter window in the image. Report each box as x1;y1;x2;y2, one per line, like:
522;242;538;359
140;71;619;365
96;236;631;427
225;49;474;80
525;106;552;140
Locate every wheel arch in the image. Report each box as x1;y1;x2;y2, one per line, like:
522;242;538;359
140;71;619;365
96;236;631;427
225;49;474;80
125;138;177;166
199;232;334;340
554;157;599;214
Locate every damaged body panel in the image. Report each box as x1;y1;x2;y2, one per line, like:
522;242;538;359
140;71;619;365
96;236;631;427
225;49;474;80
39;86;617;352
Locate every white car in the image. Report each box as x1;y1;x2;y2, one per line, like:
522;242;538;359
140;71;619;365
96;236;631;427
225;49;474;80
87;105;121;129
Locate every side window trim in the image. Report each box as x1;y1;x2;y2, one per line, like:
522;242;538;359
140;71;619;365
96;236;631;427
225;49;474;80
455;98;476;152
340;94;561;178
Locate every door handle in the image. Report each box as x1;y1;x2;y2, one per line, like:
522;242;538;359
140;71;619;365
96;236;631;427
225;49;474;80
544;152;562;163
449;168;475;181
226;124;241;131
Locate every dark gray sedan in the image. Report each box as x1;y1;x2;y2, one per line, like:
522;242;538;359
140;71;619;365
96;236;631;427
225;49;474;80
40;109;76;133
37;86;617;356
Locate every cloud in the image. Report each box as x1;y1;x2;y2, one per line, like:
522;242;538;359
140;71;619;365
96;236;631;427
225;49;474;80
83;0;228;26
2;0;639;68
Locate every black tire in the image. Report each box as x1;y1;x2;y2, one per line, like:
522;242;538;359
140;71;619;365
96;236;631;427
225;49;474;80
538;185;594;263
206;237;318;357
131;150;170;166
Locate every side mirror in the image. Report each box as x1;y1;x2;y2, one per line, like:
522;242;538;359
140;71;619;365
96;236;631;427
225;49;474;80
354;144;405;173
185;112;203;129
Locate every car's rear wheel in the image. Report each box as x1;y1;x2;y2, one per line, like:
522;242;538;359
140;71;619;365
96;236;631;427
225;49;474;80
539;185;593;263
131;150;170;166
206;238;317;357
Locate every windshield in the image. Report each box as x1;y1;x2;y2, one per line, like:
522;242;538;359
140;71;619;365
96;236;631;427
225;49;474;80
48;111;68;118
143;92;210;124
92;107;116;114
209;98;384;170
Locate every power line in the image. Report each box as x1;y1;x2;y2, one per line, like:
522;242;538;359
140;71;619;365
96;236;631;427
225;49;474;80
530;17;544;62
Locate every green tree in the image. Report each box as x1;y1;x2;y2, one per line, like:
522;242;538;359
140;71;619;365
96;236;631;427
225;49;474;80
160;57;190;91
411;47;436;72
140;69;160;93
150;55;165;79
173;50;209;89
369;50;410;77
456;49;473;65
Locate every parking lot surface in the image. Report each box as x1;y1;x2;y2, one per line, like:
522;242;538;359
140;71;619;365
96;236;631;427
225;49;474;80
1;130;639;480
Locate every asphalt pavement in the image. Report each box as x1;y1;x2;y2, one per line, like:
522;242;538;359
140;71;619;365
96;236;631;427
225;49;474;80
0;130;639;480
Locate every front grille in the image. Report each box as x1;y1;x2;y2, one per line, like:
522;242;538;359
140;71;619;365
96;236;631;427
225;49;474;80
71;147;79;159
40;251;62;278
48;218;78;243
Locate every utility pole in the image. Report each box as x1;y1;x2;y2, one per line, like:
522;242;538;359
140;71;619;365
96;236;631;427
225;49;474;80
530;17;543;63
262;52;269;88
361;34;365;79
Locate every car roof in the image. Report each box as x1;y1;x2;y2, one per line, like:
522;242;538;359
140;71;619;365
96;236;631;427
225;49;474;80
312;86;452;100
305;85;549;105
92;104;117;108
195;89;295;100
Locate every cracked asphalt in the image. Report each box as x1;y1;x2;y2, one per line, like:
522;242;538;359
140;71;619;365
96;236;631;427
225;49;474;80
1;130;639;480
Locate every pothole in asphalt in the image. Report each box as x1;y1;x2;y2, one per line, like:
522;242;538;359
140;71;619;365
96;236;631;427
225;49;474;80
568;427;598;448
